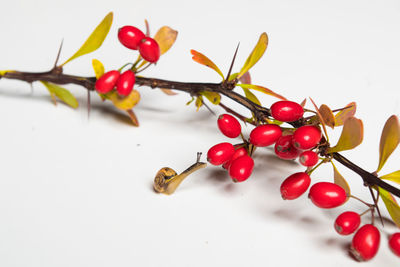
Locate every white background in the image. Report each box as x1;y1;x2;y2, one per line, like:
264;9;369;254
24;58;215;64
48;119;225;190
0;0;400;266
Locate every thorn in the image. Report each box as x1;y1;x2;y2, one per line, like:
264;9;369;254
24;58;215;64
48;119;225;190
202;101;216;116
30;83;34;94
225;43;240;81
196;152;202;163
53;39;64;69
368;186;384;227
144;19;150;37
87;90;91;120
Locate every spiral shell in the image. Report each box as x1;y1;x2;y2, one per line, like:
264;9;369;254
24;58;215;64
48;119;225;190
153;167;177;193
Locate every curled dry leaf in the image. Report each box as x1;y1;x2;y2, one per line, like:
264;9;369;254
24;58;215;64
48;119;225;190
328;117;364;153
190;50;224;80
332;162;351;201
319;104;335;129
108;89;140;110
334;102;356;126
238;32;268;78
154;26;178;55
377;115;400;172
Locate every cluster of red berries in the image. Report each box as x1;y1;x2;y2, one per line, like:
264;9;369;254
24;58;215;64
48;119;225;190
95;69;136;96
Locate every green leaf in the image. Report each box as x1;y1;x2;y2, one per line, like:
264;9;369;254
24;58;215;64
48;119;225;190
238;32;268;78
331;162;350;200
92;59;105;79
380;170;400;185
242;87;261;105
238;84;286;101
186;97;195;105
378;187;400;228
190;49;224;80
40;81;79;109
200;91;220;105
335;102;356;126
61;12;113;66
154;26;178;55
228;72;239;81
328;117;364;153
377;115;400;172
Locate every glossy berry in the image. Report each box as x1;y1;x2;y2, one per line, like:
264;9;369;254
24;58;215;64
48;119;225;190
228;155;254;182
299;150;319;167
334;211;361;235
308;182;347;209
292;125;322;150
270;101;304;122
274;135;300;160
116;70;136;96
350;224;380;261
249;124;282;147
223;147;247;170
207;142;235;166
280;172;311;200
389;233;400;257
217;114;241;138
118;26;145;50
139;37;160;63
95;70;120;94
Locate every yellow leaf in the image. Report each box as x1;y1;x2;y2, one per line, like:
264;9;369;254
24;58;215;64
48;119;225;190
154;26;178;55
335;102;356;126
61;12;113;66
195;96;203;111
238;84;287;101
328;117;363;153
200;91;220;105
319;104;335;129
190;50;224;80
160;88;177;95
242;87;261;105
108;90;140;110
377;115;400;172
92;59;105;79
332;162;350;200
238;32;268;78
40;81;79;109
228;72;239;81
380;170;400;185
0;70;14;75
378;187;400;228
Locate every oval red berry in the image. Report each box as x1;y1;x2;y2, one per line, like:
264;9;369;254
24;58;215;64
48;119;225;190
228;155;254;182
280;172;311;200
270;101;304;122
308;182;347;209
292;125;322;150
334;211;361;235
223;147;247;170
299;150;319;167
139;37;161;63
207;142;235;166
274;135;300;160
389;232;400;257
116;70;136;96
118;26;145;50
350;224;380;261
95;70;120;94
217;114;241;138
249;124;282;147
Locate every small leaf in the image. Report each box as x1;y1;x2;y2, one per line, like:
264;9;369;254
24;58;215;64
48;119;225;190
238;71;251;84
238;32;268;78
378;187;400;228
41;81;79;109
335;102;356;126
242;87;261;105
126;109;139;127
92;59;105;79
186;97;194;105
200;91;220;105
332;162;351;200
190;50;224;79
228;72;239;81
154;26;178;55
238;84;287;101
377;115;400;172
380;170;400;185
195;96;203;111
319;104;336;129
328;117;364;153
300;98;307;107
108;90;140;110
62;12;113;66
309;98;329;140
0;70;13;75
160;88;177;96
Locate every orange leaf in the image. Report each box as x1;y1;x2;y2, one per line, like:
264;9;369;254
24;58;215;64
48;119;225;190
300;98;307;107
328;117;364;153
160;88;177;96
190;50;224;79
238;84;287;101
126;109;139;126
154;26;178;55
319;104;335;129
335;102;356;126
377;115;400;172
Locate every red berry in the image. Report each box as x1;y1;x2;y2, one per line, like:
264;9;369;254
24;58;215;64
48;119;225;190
350;224;380;261
223;147;247;170
95;70;120;94
139;37;160;63
299;150;319;167
228;155;254;182
308;182;347;209
389;232;400;257
217;114;241;138
334;211;361;235
118;26;145;50
274;135;300;160
249;124;282;147
270;101;304;122
292;125;322;150
116;70;136;96
207;142;235;166
280;172;311;200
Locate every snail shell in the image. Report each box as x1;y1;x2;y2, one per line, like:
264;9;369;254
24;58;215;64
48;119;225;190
153;167;177;193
